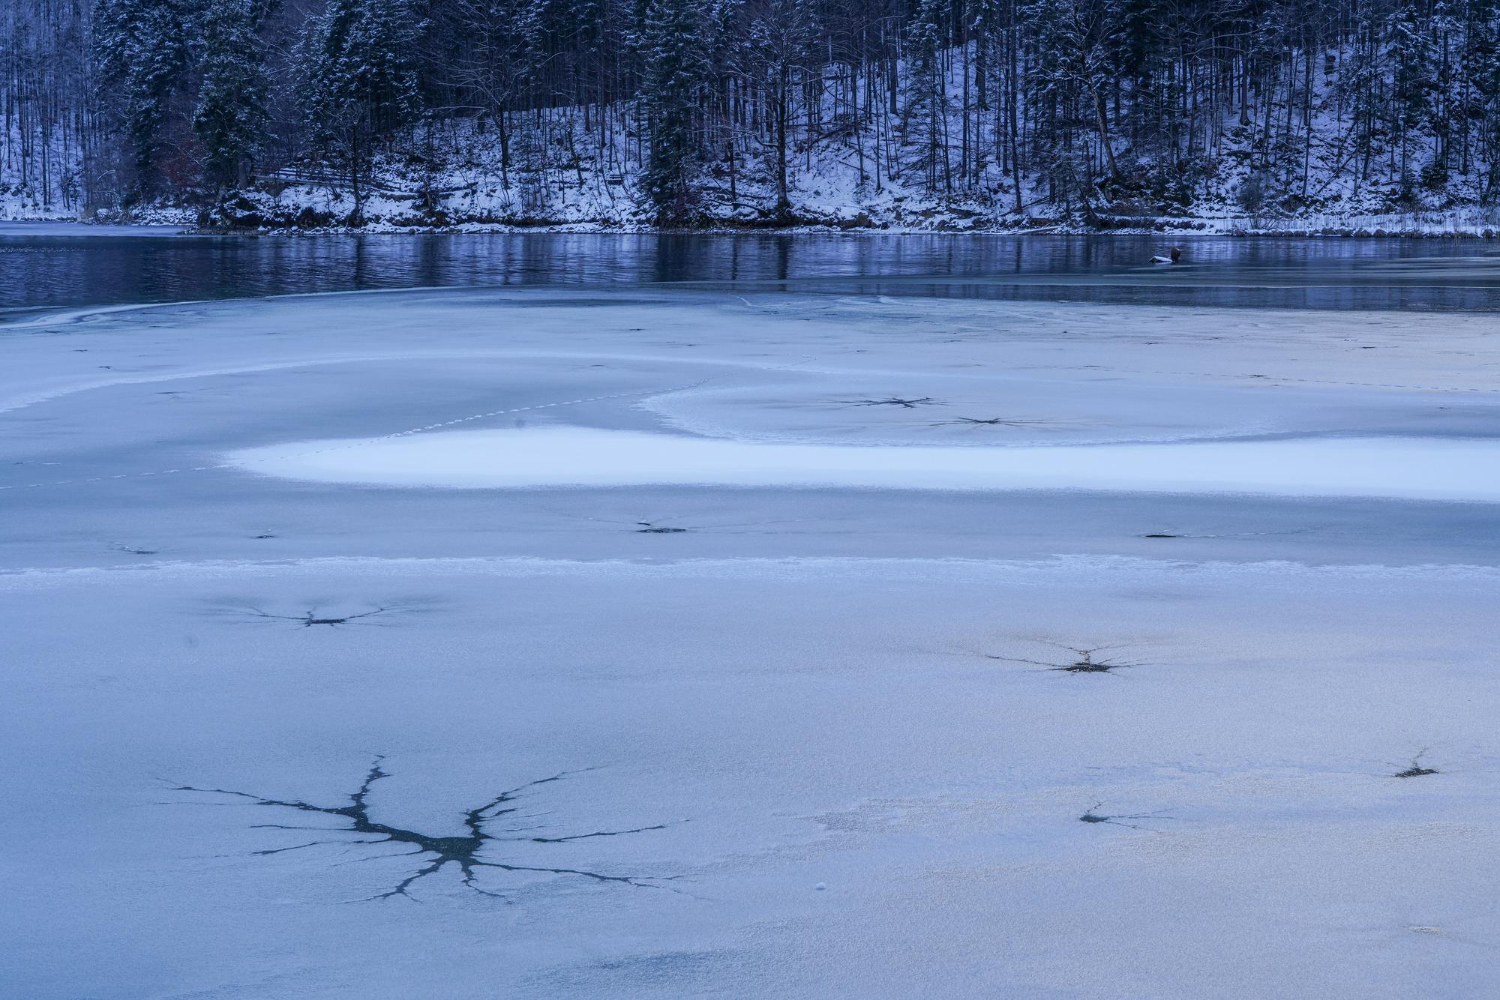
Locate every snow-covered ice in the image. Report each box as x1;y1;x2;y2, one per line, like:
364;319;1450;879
3;286;1499;998
231;426;1500;501
0;220;191;238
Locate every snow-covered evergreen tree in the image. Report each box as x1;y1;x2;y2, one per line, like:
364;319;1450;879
1388;0;1438;193
299;0;423;220
903;0;951;194
636;0;712;223
745;0;818;217
92;0;199;201
193;0;269;192
1474;0;1500;199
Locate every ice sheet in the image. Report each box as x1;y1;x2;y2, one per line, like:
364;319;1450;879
3;287;1499;999
3;556;1498;999
0;220;191;237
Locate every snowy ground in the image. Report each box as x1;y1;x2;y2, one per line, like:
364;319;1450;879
3;288;1499;998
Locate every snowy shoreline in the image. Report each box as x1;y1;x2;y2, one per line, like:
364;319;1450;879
7;216;1500;239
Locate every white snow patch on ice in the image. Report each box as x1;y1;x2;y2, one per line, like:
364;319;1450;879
229;426;1500;502
0;221;190;237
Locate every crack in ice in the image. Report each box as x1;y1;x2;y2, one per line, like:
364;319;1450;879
172;758;678;902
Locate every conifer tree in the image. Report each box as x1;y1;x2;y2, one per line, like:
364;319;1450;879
193;0;270;192
904;0;950;193
300;0;423;221
92;0;199;200
636;0;712;223
746;0;817;217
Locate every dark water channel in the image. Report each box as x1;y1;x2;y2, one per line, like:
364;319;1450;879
3;225;1499;315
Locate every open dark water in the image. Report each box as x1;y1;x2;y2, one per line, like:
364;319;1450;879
3;224;1499;315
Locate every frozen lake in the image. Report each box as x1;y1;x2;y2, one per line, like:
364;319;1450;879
3;238;1499;999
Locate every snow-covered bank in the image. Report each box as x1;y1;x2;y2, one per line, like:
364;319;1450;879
192;177;1500;236
4;288;1499;998
8;205;1500;238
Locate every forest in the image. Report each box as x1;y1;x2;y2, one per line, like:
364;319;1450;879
3;0;1500;227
